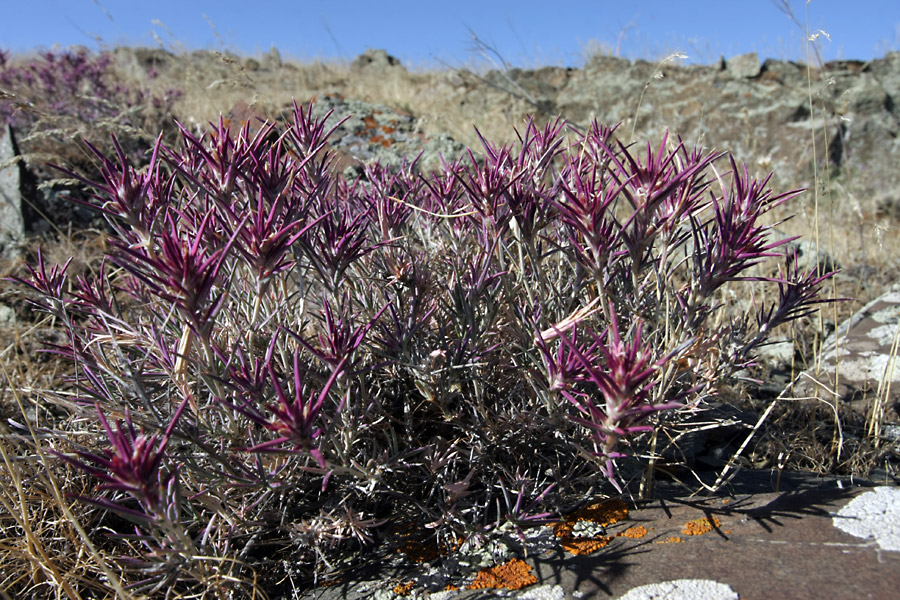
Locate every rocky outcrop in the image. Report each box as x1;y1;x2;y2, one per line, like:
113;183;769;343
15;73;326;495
291;95;467;174
724;51;762;78
495;51;900;204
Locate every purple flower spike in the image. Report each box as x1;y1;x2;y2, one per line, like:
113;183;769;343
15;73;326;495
291;296;389;371
556;306;679;490
245;353;348;467
694;158;803;298
55;399;187;516
111;209;244;339
6;248;71;314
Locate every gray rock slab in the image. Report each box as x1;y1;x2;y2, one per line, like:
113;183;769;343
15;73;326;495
0;124;25;258
791;284;900;426
295;470;899;600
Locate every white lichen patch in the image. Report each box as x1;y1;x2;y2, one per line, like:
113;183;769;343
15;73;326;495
818;353;900;383
869;301;900;323
882;424;900;441
832;486;900;551
866;323;898;345
616;579;739;600
570;519;607;538
458;537;514;568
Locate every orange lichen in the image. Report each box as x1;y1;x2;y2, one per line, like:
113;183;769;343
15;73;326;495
367;134;393;148
444;584;459;592
393;581;415;596
396;536;440;563
656;536;684;544
467;558;537;590
390;524;461;563
550;498;631;556
560;535;614;555
318;577;342;588
618;525;649;539
553;498;629;539
682;517;722;536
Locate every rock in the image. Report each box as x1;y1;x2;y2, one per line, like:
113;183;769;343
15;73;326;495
224;99;275;137
866;51;900;108
759;58;805;84
261;46;282;70
838;73;889;115
113;47;174;72
583;54;632;73
0;125;25;260
882;424;900;442
725;52;761;79
350;49;404;73
133;47;173;69
296;474;900;600
653;401;756;473
27;184;98;235
0;304;15;324
485;66;571;114
555;51;900;203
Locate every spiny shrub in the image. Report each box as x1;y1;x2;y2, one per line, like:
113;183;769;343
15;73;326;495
0;47;168;127
12;102;835;594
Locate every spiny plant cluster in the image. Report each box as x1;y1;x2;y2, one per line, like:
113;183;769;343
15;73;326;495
12;102;835;595
0;47;178;128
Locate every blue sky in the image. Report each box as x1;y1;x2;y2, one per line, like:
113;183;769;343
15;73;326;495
3;1;899;68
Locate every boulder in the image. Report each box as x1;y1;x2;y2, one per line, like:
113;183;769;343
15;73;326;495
773;230;840;274
223;99;275;137
350;49;404;73
757;337;796;369
839;72;889;115
0;125;25;260
725;52;762;79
